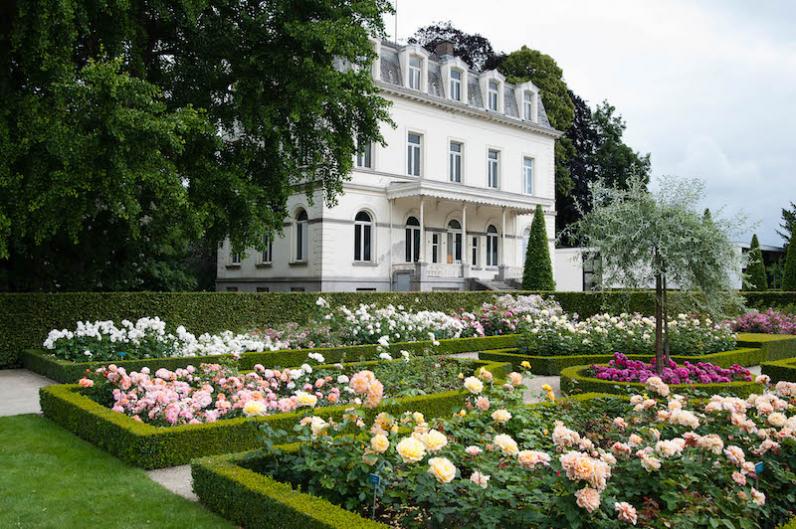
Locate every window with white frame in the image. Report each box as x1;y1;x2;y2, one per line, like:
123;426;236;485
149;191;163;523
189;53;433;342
356;142;372;169
431;233;440;263
450;69;462;101
486;225;499;266
449;141;462;183
405;217;421;262
294;209;308;262
447;220;462;264
408;56;422;90
523;91;534;121
261;235;272;263
488;80;499;111
487;149;499;188
354;211;373;262
407;133;422;176
523;157;534;194
471;236;479;266
230;251;242;265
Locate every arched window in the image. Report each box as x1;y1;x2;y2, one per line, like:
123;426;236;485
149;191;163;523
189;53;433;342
486;225;499;267
405;216;421;262
295;209;308;262
447;219;462;264
354;211;373;262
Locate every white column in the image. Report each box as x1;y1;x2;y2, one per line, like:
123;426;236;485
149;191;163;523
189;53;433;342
419;198;425;262
388;199;394;290
501;207;507;266
461;204;468;266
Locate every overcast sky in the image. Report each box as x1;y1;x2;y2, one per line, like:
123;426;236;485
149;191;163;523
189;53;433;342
385;0;795;247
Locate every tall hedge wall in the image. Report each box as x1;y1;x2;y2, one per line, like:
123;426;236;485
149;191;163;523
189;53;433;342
2;290;794;368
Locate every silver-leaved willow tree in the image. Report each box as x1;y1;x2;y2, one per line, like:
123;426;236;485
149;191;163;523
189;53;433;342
569;175;744;373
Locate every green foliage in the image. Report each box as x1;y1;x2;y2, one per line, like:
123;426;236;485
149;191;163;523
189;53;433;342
745;234;768;291
522;205;555;290
778;201;795;246
783;239;796;291
40;359;510;468
760;357;796;383
560;365;764;398
409;21;500;71
0;0;393;291
0;415;236;529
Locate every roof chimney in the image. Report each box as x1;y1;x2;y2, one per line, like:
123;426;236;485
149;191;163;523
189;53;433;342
434;40;455;58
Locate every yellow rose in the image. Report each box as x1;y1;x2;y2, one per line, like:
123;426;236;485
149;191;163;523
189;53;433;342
418;430;448;452
370;434;389;453
412;412;426;424
242;399;267;417
309;416;329;436
427;457;457;484
396;437;426;463
493;433;519;456
520;361;532;369
463;376;484;394
491;409;512;424
295;391;318;408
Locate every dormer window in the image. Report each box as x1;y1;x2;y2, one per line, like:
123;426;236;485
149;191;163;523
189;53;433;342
488;80;499;111
408;56;422;90
450;69;462;101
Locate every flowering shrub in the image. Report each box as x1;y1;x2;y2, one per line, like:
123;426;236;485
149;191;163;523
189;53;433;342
731;309;796;335
43;317;285;362
257;371;796;529
521;312;737;356
467;294;565;336
591;353;752;385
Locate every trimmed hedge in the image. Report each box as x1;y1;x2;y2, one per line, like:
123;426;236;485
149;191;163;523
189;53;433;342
559;365;765;398
3;290;794;368
191;392;618;529
736;333;796;361
21;333;520;384
761;358;796;383
39;358;511;469
479;347;765;376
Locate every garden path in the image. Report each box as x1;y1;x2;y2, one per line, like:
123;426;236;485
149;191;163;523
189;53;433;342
147;466;197;501
0;369;54;416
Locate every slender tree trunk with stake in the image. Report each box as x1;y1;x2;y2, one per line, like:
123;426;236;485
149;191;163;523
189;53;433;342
653;246;664;374
662;270;670;366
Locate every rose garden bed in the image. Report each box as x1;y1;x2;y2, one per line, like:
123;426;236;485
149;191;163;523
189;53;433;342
39;357;513;468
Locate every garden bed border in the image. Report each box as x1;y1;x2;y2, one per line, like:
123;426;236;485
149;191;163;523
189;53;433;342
760;357;796;383
559;365;764;397
39;358;512;469
735;332;796;361
23;333;521;384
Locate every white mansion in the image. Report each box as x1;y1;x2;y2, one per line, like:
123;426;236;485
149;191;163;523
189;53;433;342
216;40;562;292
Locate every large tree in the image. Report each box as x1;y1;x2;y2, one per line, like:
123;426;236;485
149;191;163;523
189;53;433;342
744;234;768;291
0;0;392;291
779;202;796;247
409;21;501;71
571;175;742;372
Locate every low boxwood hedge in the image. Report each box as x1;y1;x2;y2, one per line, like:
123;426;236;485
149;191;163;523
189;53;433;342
22;333;521;384
191;393;617;529
478;347;765;376
39;358;511;469
559;365;765;398
736;333;796;361
761;358;796;383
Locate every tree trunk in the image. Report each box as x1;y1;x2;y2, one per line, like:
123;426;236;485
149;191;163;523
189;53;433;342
654;271;664;374
662;272;670;365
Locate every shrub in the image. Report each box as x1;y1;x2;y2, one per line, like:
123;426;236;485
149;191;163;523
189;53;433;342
590;353;751;385
522;205;555;290
784;242;796;291
733;309;796;335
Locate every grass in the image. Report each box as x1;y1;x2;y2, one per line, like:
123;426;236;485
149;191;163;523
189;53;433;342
0;414;235;529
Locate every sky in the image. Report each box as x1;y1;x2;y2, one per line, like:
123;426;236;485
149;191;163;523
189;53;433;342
384;0;796;247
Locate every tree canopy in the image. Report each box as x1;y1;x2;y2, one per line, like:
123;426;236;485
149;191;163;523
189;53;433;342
744;234;768;291
409;21;501;71
779;202;795;247
0;0;393;291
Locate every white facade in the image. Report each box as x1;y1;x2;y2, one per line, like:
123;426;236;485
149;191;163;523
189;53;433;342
217;41;562;292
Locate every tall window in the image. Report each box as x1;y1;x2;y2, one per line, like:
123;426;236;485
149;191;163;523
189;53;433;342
486;225;499;266
449;141;462;183
488;80;499;111
431;233;440;263
356;142;372;169
405;217;421;262
450;69;462;101
521;227;530;262
295;209;308;262
407;133;422;176
523;91;534;121
447;220;462;264
523;157;534;194
471;236;479;266
408;56;421;90
261;235;272;264
487;149;499;188
231;251;242;265
354;211;373;262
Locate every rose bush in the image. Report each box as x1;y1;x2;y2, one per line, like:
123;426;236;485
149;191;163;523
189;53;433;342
257;372;796;529
732;309;796;335
591;353;752;385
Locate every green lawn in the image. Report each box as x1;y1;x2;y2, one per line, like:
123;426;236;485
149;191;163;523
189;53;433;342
0;414;234;529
